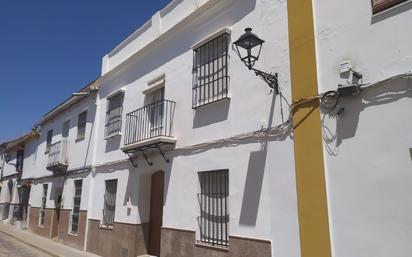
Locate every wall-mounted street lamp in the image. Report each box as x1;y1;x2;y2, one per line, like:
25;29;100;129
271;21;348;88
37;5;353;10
4;153;12;164
234;28;279;94
3;153;17;167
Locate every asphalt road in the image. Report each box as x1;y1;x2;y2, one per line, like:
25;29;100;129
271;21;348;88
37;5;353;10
0;232;51;257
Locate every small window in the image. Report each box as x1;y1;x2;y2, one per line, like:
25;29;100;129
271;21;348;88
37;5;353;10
70;180;82;234
148;88;165;136
198;170;229;247
77;111;87;141
102;179;117;228
372;0;408;14
192;33;230;108
62;120;70;139
39;184;48;226
46;130;53;153
16;150;24;173
105;92;124;138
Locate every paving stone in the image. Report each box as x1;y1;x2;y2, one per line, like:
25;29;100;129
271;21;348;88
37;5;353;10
0;233;51;257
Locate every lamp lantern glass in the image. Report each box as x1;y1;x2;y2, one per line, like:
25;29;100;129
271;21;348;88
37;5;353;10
233;28;265;69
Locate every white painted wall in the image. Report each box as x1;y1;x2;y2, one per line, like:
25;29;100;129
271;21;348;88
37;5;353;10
29;177;64;209
314;1;412;257
92;0;301;256
24;95;98;180
61;175;91;211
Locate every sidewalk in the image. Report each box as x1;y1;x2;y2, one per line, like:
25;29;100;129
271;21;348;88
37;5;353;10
0;222;99;257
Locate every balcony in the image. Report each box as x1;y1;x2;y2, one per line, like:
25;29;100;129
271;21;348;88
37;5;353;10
46;140;68;172
121;99;176;154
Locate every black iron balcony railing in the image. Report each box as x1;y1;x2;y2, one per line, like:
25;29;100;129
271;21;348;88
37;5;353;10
124;99;176;146
46;140;68;170
105;106;123;137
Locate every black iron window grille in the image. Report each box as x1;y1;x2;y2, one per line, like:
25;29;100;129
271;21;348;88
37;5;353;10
105;92;124;137
198;170;229;247
102;179;117;227
70;179;83;234
192;33;230;108
77;111;87;141
16;150;24;173
45;130;53;153
39;184;48;226
124;99;176;146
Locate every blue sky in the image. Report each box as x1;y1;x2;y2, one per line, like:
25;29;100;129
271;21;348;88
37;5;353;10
0;0;171;142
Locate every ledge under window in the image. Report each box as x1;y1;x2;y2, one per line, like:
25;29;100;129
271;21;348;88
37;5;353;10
104;132;122;140
372;0;409;14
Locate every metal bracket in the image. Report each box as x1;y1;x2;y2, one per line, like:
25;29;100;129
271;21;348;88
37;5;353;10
142;151;153;166
127;152;138;168
157;147;170;163
252;68;279;94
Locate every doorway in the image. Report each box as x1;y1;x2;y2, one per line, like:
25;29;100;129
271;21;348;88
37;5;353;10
148;171;164;256
51;186;63;239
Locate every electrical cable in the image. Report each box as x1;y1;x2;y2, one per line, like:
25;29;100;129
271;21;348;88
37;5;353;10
92;72;412;169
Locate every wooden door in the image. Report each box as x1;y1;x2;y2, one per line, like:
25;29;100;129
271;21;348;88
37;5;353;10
148;171;164;256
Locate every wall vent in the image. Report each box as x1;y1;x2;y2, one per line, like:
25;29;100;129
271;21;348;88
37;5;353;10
121;248;129;257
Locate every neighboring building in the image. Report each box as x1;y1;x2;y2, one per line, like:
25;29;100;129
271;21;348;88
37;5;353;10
1;1;412;257
0;131;38;228
24;81;99;251
313;1;412;257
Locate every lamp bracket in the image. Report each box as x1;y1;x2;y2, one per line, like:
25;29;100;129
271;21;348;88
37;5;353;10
252;68;279;94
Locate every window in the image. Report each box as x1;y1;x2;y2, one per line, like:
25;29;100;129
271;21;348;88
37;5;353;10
70;180;82;234
198;170;229;247
192;33;230;108
39;184;48;226
62;120;70;139
77;111;87;141
105;92;124;138
46;130;53;153
148;88;165;136
16;150;24;173
102;179;117;228
372;0;408;14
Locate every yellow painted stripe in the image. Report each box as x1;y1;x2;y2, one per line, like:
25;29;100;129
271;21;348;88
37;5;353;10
287;1;333;257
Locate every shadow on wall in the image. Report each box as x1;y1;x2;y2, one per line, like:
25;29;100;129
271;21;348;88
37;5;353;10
105;136;121;153
82;102;97;167
371;1;412;24
322;78;412;155
193;99;230;128
239;146;267;226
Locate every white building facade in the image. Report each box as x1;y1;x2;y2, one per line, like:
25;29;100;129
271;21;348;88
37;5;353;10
1;1;411;257
314;1;412;257
87;0;299;256
23;81;99;251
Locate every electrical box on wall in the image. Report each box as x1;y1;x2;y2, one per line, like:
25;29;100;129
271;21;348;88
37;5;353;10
340;60;352;74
